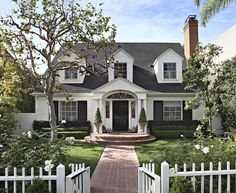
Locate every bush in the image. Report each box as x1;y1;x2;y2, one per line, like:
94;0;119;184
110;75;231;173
148;120;200;138
170;177;194;193
33;120;91;133
0;132;65;170
58;131;88;139
94;108;102;124
26;178;50;193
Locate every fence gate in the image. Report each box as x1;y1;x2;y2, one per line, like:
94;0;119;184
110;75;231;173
66;164;90;193
138;163;160;193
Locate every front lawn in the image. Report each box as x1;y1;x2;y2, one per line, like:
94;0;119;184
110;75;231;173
135;139;179;164
63;140;105;174
135;138;236;174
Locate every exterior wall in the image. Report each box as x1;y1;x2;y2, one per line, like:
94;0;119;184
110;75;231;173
146;95;203;121
35;96;49;120
154;49;183;83
56;52;86;84
15;113;36;132
214;25;236;63
108;49;134;82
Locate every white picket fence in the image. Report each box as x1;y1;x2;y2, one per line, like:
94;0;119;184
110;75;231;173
0;163;90;193
66;163;90;193
138;163;160;193
139;161;236;193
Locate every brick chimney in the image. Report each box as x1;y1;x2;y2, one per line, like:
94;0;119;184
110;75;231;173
184;15;199;59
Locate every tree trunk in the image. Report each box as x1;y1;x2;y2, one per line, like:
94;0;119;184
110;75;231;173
46;73;58;142
47;92;58;142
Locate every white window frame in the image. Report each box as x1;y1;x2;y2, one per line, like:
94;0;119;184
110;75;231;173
65;68;78;80
163;63;177;79
163;101;182;121
59;101;78;121
114;62;127;79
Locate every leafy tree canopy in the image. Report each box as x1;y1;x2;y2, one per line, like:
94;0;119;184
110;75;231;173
0;0;116;141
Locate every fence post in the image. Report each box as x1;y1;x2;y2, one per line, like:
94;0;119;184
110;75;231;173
138;167;143;193
83;167;91;193
57;164;65;193
161;161;169;193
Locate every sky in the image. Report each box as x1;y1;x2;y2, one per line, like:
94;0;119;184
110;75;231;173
1;0;236;45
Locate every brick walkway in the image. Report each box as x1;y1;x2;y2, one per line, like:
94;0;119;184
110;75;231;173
91;145;139;193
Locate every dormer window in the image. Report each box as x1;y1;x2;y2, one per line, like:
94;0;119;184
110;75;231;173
65;67;77;79
163;63;176;79
114;63;127;79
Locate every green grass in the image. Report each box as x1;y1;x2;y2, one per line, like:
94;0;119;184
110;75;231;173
135;140;180;164
63;140;105;174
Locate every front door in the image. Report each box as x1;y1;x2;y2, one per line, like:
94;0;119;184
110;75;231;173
113;101;128;131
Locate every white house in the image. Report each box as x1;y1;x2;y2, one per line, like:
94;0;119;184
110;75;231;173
214;24;236;62
17;16;218;135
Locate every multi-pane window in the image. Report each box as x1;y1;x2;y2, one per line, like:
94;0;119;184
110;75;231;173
163;101;181;120
106;101;110;118
131;101;136;118
60;101;77;121
163;63;176;79
114;63;127;79
65;68;77;79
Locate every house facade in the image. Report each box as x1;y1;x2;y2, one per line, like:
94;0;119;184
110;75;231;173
27;16;208;134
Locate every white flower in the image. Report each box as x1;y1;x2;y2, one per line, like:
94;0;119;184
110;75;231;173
22;132;26;135
27;131;32;139
211;145;214;148
194;144;201;150
45;160;52;166
0;144;3;148
61;120;66;124
169;168;176;174
150;159;153;162
44;160;54;172
202;147;209;154
180;134;184;138
66;136;76;144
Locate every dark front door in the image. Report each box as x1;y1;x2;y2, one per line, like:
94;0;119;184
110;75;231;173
113;101;128;131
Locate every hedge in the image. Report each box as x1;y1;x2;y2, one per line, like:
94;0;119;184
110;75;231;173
148;120;200;138
33;120;91;134
42;131;88;140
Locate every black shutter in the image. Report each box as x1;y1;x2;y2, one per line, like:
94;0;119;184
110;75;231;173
183;101;192;120
53;101;58;121
78;101;87;121
154;101;163;121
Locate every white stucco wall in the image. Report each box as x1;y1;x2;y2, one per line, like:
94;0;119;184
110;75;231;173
35;96;49;120
214;24;236;63
153;49;183;83
15;113;36;132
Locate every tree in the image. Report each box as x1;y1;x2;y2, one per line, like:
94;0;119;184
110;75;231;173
183;44;222;134
194;0;235;26
139;107;147;132
215;56;236;131
0;0;116;141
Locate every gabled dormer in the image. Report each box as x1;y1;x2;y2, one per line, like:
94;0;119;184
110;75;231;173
108;48;134;82
153;48;183;83
56;52;86;84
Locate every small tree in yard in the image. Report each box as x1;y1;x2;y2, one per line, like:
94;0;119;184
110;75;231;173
94;108;102;132
215;56;236;131
139;107;147;132
184;44;222;135
0;0;116;141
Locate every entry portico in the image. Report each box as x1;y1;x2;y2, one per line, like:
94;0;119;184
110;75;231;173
92;78;148;133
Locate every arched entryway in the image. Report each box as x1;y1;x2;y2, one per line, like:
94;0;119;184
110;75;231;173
104;90;137;132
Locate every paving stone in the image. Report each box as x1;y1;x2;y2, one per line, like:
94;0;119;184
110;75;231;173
91;145;139;193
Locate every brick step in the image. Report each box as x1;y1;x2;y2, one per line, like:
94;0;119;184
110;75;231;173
84;134;156;145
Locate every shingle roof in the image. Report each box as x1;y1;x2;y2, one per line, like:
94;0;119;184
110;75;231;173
36;43;192;94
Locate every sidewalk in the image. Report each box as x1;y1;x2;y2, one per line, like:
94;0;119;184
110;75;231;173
91;145;139;193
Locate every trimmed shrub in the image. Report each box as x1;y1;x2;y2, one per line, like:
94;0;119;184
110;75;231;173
58;131;88;139
26;178;50;193
33;120;91;133
148;120;200;138
170;177;194;193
